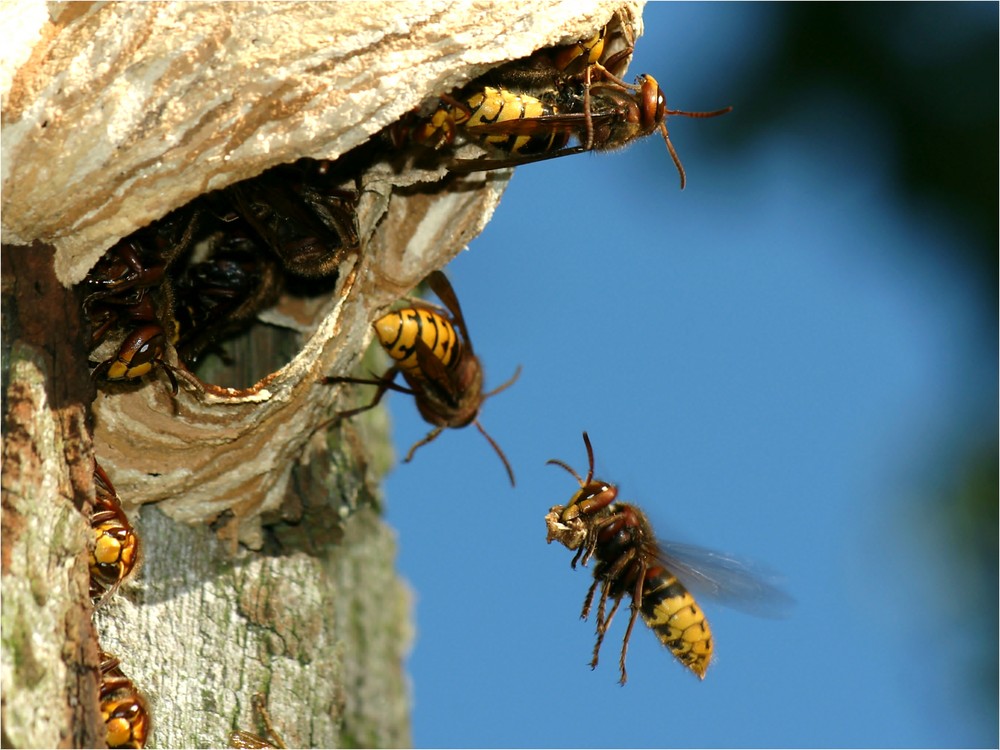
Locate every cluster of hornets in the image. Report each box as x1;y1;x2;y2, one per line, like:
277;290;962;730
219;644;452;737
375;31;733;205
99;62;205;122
81;12;790;748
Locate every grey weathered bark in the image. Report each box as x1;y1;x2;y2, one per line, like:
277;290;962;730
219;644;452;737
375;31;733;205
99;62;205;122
1;2;641;747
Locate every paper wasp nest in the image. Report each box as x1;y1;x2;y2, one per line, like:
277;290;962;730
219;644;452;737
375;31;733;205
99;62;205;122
2;3;643;746
2;2;641;545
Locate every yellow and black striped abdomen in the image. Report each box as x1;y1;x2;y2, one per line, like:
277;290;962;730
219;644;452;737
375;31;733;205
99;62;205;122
373;308;461;379
551;24;608;73
464;87;565;155
641;571;713;679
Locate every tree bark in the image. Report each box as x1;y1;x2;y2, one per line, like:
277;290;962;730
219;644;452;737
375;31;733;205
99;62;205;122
2;243;105;749
1;2;641;747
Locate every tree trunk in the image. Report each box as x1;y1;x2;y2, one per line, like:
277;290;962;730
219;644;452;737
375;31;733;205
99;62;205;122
1;2;640;747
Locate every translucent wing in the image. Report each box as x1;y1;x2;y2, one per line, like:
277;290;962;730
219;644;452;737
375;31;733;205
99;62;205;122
448;146;590;173
655;541;795;619
229;731;277;749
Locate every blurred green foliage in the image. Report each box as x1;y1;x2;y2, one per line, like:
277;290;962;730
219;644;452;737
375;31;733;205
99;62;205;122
721;3;997;314
716;1;998;718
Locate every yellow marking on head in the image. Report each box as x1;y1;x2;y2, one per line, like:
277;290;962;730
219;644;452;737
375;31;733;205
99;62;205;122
94;532;123;565
105;716;132;748
117;359;153;379
120;539;138;568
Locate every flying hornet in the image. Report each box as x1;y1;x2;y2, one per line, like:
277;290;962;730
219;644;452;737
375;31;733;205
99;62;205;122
545;432;792;684
99;652;151;749
90;462;141;604
321;271;520;486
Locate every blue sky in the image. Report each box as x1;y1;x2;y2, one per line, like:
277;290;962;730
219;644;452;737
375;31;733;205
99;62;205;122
379;5;996;747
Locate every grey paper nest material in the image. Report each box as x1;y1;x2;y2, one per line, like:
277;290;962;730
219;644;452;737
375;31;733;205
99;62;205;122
2;1;642;281
2;1;643;545
2;4;649;745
